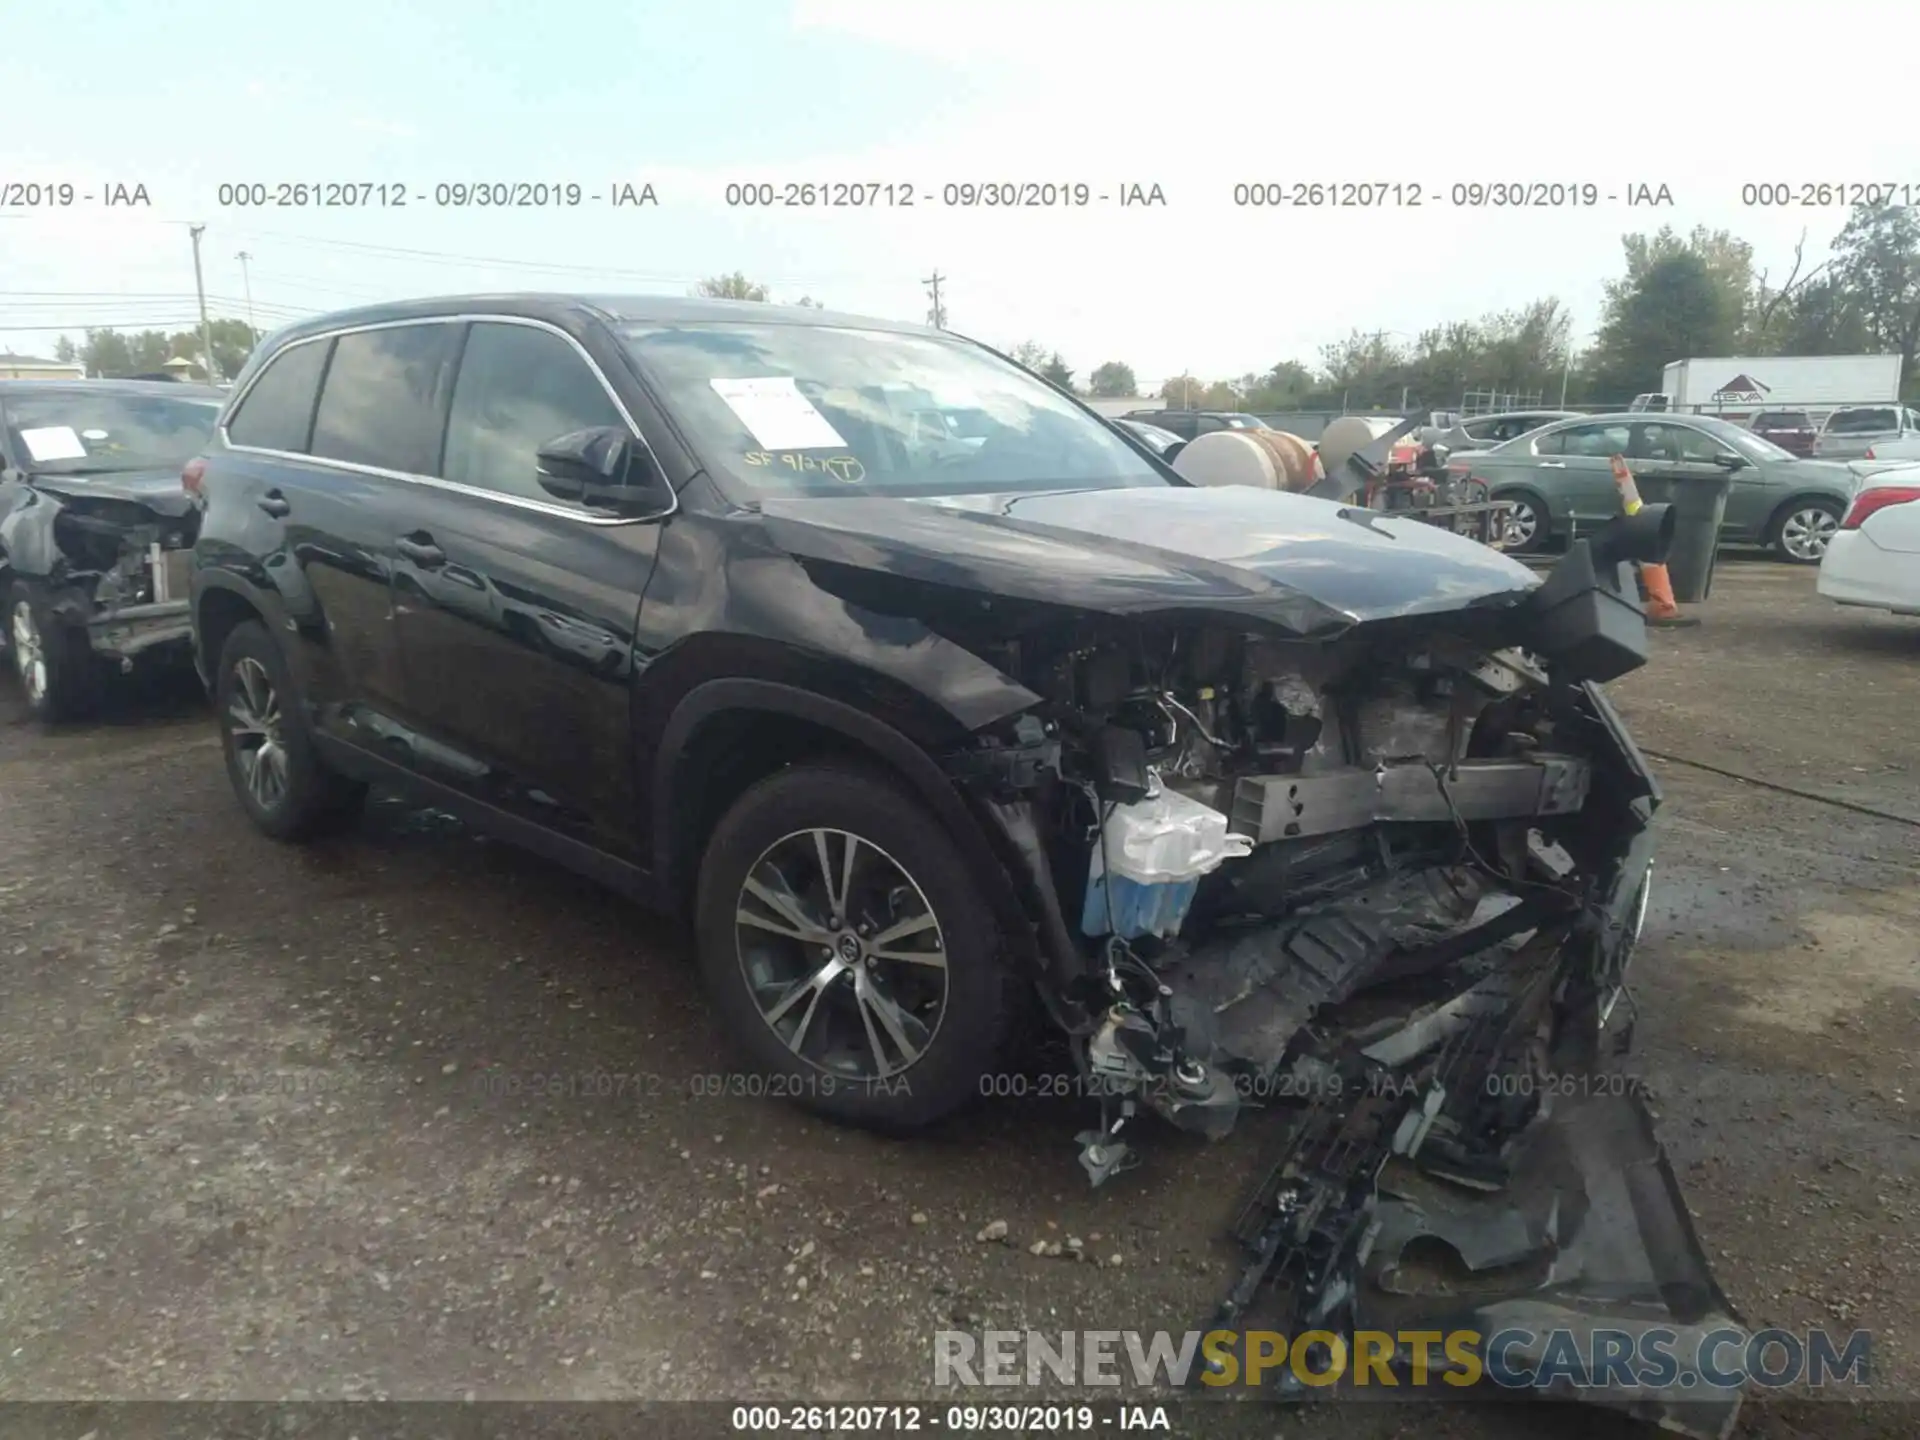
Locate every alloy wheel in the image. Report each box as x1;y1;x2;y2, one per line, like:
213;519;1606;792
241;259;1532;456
734;827;949;1082
1503;499;1540;549
1779;506;1838;562
227;656;290;812
11;601;46;706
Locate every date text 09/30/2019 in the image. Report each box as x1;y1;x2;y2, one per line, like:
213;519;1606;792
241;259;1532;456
729;1404;1167;1432
1230;181;1675;208
722;182;1167;208
212;182;659;208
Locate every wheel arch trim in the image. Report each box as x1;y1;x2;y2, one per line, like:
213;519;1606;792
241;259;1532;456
652;678;1035;951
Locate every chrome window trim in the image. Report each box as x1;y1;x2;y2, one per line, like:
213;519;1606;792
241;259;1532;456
215;312;677;527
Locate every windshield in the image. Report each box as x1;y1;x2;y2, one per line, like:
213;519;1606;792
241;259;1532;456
5;389;220;475
1826;408;1897;434
1693;415;1793;462
620;322;1164;500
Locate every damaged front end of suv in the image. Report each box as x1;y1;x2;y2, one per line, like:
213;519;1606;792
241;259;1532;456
0;382;218;721
763;482;1741;1435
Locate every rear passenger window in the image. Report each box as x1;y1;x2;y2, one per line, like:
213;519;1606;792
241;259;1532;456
224;339;330;452
441;322;628;502
310;324;454;475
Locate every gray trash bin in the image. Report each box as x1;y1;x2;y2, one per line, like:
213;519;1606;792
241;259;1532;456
1629;472;1733;603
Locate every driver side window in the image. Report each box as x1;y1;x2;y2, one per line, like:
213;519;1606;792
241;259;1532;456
442;322;628;503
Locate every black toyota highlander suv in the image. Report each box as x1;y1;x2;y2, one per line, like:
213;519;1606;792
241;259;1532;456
184;296;1740;1419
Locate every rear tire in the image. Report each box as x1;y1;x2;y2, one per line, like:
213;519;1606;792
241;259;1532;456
694;761;1017;1132
1492;488;1551;553
214;620;366;840
7;581;101;724
1769;497;1843;564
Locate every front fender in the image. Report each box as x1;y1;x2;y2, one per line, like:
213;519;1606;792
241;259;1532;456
650;676;1038;965
0;488;72;583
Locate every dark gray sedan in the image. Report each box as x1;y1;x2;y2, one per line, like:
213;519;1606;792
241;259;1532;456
1454;412;1860;563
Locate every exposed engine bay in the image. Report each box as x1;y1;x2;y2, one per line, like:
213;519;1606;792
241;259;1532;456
952;603;1658;1173
0;479;198;669
908;514;1743;1436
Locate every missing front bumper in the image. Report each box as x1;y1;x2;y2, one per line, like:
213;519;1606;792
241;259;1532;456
86;599;192;664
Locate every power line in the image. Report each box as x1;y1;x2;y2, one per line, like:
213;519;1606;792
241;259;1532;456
0;320;210;331
0;291;215;298
220;227;897;286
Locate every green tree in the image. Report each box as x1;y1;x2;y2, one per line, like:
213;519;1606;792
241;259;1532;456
80;328;137;376
1088;361;1136;397
184;319;263;380
1242;360;1321;410
1008;341;1051;372
695;271;770;301
1585;242;1740;404
1040;352;1074;390
794;295;823;308
75;319;261;380
1771;274;1874;356
52;336;78;364
1828;201;1920;401
1620;225;1756;340
1159;373;1204;407
1318;330;1409;406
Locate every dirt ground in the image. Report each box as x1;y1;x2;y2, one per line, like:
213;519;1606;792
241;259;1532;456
1;559;1915;1439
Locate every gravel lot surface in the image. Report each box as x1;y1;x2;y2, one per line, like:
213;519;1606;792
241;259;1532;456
1;559;1915;1438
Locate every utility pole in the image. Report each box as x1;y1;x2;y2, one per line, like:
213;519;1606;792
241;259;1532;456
236;250;256;339
189;224;217;383
923;270;946;329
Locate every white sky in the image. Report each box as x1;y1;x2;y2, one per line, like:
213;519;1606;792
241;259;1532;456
2;0;1909;389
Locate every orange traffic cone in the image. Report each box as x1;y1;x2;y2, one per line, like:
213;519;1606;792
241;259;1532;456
1608;455;1698;628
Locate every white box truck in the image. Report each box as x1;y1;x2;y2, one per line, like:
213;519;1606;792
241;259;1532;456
1655;354;1903;418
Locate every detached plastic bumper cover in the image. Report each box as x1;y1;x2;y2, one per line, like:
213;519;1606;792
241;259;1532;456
1358;1089;1745;1438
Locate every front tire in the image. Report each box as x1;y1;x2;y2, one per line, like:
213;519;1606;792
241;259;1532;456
7;582;100;723
214;620;366;840
694;762;1017;1131
1770;498;1843;564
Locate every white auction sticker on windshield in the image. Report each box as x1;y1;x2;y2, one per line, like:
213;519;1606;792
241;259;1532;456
19;425;88;462
709;376;847;450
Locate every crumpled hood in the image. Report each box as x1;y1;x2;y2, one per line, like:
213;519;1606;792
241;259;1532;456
28;467;196;518
758;485;1540;636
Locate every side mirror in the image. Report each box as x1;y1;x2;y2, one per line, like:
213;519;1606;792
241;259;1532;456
1161;440;1186;466
536;427;674;519
1711;451;1747;470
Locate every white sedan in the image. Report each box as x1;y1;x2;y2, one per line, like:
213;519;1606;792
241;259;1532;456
1818;463;1920;616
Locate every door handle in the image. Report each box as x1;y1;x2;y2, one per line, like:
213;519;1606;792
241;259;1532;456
257;491;291;517
1538;461;1566;468
396;534;446;567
